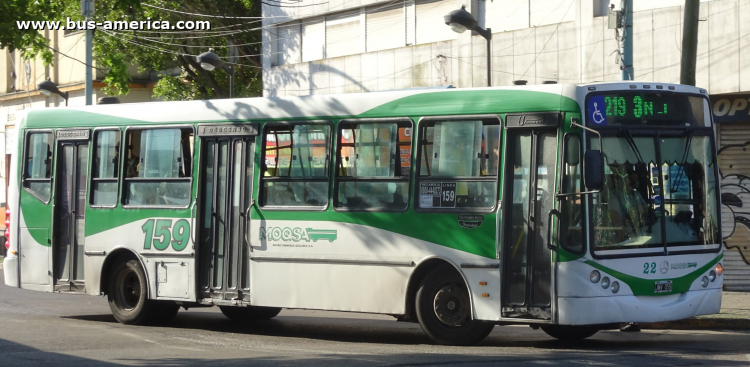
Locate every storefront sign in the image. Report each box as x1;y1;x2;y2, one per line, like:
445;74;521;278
711;94;750;123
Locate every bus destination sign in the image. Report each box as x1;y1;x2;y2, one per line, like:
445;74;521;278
586;92;707;127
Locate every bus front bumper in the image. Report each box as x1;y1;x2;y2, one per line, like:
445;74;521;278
556;288;721;325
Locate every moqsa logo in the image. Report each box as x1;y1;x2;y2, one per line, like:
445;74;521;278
259;227;337;242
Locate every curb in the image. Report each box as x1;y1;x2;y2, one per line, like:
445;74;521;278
642;317;750;330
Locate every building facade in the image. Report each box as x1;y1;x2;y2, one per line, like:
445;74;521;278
261;0;750;290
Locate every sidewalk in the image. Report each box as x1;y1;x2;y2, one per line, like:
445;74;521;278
644;291;750;330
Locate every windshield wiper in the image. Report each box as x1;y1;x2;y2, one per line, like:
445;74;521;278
619;129;644;164
670;129;693;194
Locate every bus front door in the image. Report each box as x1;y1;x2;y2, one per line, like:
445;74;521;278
198;133;255;302
502;115;558;320
53;140;89;293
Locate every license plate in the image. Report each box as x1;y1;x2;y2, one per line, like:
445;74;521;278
654;280;673;293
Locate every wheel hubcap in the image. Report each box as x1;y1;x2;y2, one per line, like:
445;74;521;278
433;282;470;327
116;268;140;310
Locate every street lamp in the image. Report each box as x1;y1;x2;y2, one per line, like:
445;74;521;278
37;78;69;106
445;5;492;87
197;48;235;98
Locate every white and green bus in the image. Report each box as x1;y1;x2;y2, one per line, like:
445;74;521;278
3;82;724;345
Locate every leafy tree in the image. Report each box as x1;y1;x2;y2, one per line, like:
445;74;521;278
5;0;262;100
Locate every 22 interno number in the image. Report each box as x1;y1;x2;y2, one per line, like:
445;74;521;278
141;219;190;251
643;262;657;274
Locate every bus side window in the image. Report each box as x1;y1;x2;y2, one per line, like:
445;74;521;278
23;131;54;202
334;119;412;211
416;117;500;211
123;127;193;207
91;129;121;206
260;123;330;208
559;134;584;254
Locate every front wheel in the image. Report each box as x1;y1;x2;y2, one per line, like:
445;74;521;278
415;265;494;345
107;257;159;325
219;306;282;322
541;325;599;341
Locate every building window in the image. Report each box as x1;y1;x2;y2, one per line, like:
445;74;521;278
123;127;193;207
594;0;611;17
23;131;54;202
415;0;459;45
416;116;500;211
326;11;361;58
91;129;121;206
276;22;301;66
302;17;326;62
366;2;406;52
260;123;331;208
335;119;412;211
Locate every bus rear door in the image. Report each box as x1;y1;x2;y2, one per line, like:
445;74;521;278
196;124;258;303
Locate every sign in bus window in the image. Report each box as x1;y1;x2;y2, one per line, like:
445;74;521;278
417;118;500;210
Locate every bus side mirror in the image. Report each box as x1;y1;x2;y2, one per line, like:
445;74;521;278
584;150;604;191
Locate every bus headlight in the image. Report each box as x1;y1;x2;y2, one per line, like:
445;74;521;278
715;263;723;276
708;270;716;282
611;281;620;293
590;270;601;283
701;276;709;288
601;277;610;289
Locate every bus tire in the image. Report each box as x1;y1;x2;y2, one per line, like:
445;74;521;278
107;257;158;325
415;265;494;345
540;325;599;341
219;306;282;322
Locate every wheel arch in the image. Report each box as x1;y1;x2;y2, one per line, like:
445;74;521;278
403;256;474;322
99;247;150;298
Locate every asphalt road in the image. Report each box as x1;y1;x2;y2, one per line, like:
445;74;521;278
1;273;750;366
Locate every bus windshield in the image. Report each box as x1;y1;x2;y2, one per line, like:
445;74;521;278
589;133;720;254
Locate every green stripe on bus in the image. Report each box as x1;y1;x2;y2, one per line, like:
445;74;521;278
584;253;723;296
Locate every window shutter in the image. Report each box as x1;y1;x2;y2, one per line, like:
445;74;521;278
415;0;459;45
326;11;360;58
302;17;326;62
366;1;406;52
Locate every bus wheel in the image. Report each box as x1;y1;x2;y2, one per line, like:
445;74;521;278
107;257;158;325
219;306;282;322
540;325;599;341
415;265;494;345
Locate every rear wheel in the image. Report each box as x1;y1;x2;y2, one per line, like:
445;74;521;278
107;257;159;325
415;265;494;345
219;306;282;322
541;325;599;341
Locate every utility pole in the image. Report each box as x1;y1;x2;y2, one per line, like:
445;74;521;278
83;0;94;105
680;0;700;86
620;0;633;80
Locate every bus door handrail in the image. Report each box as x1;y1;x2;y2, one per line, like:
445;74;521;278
245;199;254;249
547;209;560;251
190;198;197;246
